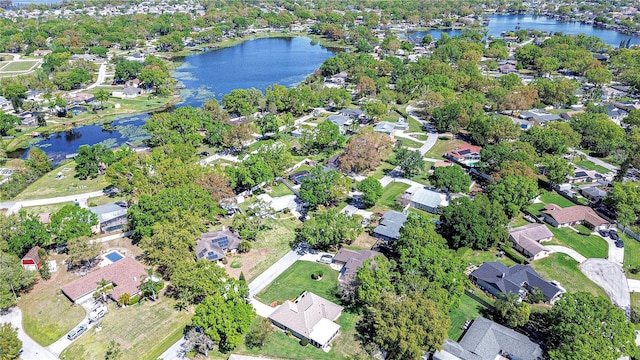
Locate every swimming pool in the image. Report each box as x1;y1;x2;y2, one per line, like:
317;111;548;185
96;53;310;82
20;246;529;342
104;251;124;263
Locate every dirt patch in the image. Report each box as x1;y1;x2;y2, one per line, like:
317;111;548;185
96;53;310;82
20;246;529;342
350;232;378;250
225;247;274;281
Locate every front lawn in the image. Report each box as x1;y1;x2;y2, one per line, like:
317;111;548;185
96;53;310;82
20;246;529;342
398;137;423;148
255;261;339;305
623;233;640;280
375;182;410;209
423;138;464;160
60;298;191;360
369;161;395;180
407;116;423;133
448;293;493;341
15;161;110;200
531;253;607;298
573;160;611;174
538;191;576;208
546;226;608;259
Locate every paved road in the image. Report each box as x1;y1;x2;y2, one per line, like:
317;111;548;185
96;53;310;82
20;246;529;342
86;62;107;90
0;190;107;215
580;258;630;309
547;245;587;263
0;307;57;360
570;148;619;172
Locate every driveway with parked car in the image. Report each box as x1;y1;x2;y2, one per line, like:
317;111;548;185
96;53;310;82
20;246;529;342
597;229;625;266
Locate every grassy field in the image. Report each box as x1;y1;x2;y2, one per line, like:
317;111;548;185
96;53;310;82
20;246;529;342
623;233;640;279
546;226;608;259
423;138;464;160
398;137;423;148
457;247;517;267
448;293;493;341
1;60;39;71
538;191;576;208
531;253;607;298
574;160;611;174
632;293;640;329
369;161;395;180
268;182;294;197
255;261;339;305
15;161;110;200
375;182;410;209
61;298;191;360
87;195;127;207
407;116;423;133
21;254;87;346
21;202;75;216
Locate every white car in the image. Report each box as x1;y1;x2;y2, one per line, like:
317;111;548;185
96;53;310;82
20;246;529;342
317;254;333;264
88;306;108;323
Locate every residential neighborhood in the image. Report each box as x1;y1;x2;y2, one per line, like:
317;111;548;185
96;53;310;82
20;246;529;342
0;0;640;360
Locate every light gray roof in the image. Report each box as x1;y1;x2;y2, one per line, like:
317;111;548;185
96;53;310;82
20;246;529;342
333;249;384;278
373;210;407;240
409;187;446;208
520;110;561;123
373;121;395;133
457;317;544;360
327;115;350;127
581;186;606;199
88;203;127;223
195;229;242;261
509;223;553;243
268;291;342;339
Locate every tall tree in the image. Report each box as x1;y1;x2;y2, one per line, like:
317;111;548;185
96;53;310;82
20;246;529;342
0;112;20;137
494;292;530;328
295;208;362;250
2;83;27;112
339;128;394;174
0;252;37;310
541;155;574;189
94;88;110;108
357;177;383;208
429;165;470;193
0;322;22;360
49;205;98;244
299;166;351;209
487;175;539;218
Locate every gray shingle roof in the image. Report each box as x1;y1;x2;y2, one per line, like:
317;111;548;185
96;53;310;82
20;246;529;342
373;210;408;241
457;317;544;360
471;262;562;302
268;291;342;339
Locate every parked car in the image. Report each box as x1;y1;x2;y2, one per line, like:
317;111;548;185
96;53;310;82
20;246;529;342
598;229;609;237
609;230;620;240
615;240;624;248
88;306;108;323
67;324;88;340
317;254;333;264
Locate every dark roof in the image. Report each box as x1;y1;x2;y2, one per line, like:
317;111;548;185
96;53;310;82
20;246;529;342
470;262;562;302
373;210;407;241
581;186;606;199
333;249;384;278
456;316;544;360
196;229;242;261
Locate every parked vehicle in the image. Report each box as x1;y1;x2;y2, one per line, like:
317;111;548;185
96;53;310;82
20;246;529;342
317;254;333;264
88;306;108;323
615;240;624;248
609;230;619;241
67;324;88;340
598;229;609;237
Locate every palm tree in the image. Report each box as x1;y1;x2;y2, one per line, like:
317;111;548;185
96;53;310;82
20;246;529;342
139;268;159;301
94;89;110;109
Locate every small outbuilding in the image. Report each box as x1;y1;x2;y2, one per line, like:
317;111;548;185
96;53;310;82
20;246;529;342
21;246;42;271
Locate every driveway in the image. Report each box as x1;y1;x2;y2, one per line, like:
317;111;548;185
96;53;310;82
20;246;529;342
580;259;630;309
46;299;95;356
603;235;625;266
546;245;587;263
0;307;57;360
570;149;619;172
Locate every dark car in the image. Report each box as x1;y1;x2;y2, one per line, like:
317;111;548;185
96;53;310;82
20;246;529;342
199;151;210;157
598;229;609;237
609;230;620;240
615;240;624;248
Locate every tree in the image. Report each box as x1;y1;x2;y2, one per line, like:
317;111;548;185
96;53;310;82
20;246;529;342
570;113;625;157
26;147;52;176
541;155;574;188
300;121;345;154
94;89;110;108
221;88;262;117
468;115;520;146
256;113;279;137
296;208;362;250
0;252;37;310
221;122;255;151
114;60;143;80
361;99;387;120
244;317;273;348
487;175;539;218
2;83;27;112
494;292;530;328
520;126;569;155
432;102;462;133
339;128;394;174
363;291;449;359
104;340;122;360
169;261;232;305
66;237;101;268
439;194;509;250
603;182;640;226
139;268;159;301
0;323;21;360
585;67;613;87
8;212;50;256
75;144;118;180
0;112;20;137
191;289;255;353
299;166;351;209
49;205;98;244
544;292;636;360
624;109;640;128
357;177;383;208
353;256;397;307
429;166;470;193
395;148;425;178
139;65;169;95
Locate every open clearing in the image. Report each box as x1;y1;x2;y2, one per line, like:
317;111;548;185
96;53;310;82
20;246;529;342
15;161;110;200
531;253;607;298
255;260;338;305
1;60;39;72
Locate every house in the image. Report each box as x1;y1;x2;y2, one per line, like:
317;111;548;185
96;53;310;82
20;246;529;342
338;108;365;121
195;228;242;262
372;119;408;134
581;186;607;202
541;204;609;230
333;248;384;281
519;109;561;124
607;105;627;125
26;90;43;101
326;115;351;133
511;117;534;130
33;49;52;56
444;143;482;167
255;193;300;215
433;316;544;360
0;96;12;112
88;203;128;233
21;246;42;271
111;87;143;99
268;291;343;348
470;262;564;304
405;186;448;213
498;63;517;74
67;92;95;104
61;257;147;303
373;210;408;242
508;224;553;261
566;168;606;184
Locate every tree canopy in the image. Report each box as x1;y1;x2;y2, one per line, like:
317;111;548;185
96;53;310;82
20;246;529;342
295;208;362;250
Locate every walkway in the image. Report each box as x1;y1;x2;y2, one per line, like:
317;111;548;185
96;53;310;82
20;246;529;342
546;245;587;263
628;279;640;293
0;307;57;360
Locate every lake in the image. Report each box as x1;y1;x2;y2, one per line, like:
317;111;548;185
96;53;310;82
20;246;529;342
409;14;640;46
27;37;336;163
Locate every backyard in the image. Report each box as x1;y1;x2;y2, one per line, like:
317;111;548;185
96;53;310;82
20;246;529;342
14;161;110;200
60;298;191;360
456;247;516;268
255;260;339;305
531;253;607;298
546;226;608;259
448;293;493;341
573;159;611;174
527;190;577;216
373;182;410;211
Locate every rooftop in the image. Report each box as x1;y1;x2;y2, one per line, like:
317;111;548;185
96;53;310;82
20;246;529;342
542;204;608;227
373;210;408;240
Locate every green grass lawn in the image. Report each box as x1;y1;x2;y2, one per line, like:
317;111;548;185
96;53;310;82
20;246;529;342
398;137;423;148
457;247;516;267
574;160;611;174
538;191;576;208
61;298;191;360
631;293;640;328
2;60;39;71
407;116;423;133
448;293;493;341
423;138;464;160
375;182;410;209
369;161;395;180
510;214;532;228
531;253;607;298
414;134;428;141
546;226;608;259
22;202;75;216
15;161;110;200
623;233;640;280
526;203;545;216
245;217;301;282
268;182;294;197
255;261;339;304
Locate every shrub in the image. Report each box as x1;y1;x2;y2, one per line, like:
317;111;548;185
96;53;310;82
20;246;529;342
88;202;97;207
128;294;141;305
118;293;131;306
39;262;51;280
300;337;309;346
500;244;526;264
238;241;251;253
221;257;228;265
311;270;324;280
